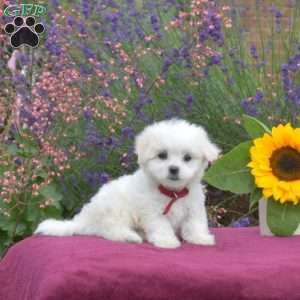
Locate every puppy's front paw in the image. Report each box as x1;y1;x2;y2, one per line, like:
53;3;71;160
150;236;181;249
184;233;215;246
124;232;143;244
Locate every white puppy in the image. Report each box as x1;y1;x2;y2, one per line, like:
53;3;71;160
35;119;220;248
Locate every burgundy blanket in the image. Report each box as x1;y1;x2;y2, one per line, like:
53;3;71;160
1;227;300;300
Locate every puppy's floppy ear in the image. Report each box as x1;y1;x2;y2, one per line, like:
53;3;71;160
202;139;220;162
135;128;152;165
196;126;221;163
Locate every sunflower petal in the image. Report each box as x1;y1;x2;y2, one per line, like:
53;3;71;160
262;188;273;198
256;175;276;188
272;184;283;200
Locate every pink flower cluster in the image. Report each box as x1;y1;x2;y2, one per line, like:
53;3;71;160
30;57;81;138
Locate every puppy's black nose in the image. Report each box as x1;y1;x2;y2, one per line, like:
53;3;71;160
169;166;179;175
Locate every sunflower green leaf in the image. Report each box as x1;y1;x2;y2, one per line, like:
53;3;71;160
250;188;262;209
204;141;255;194
242;114;271;139
267;198;300;236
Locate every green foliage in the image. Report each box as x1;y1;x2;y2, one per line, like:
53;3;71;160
267;199;300;236
204;141;254;194
242;115;271;139
0;183;63;256
205;115;270;195
0;133;64;255
249;188;262;209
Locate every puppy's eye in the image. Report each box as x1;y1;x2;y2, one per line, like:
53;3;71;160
183;154;192;162
158;151;168;160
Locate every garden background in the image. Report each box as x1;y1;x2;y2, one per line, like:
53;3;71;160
1;0;300;255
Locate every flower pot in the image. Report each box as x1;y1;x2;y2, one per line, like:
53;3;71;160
259;198;300;236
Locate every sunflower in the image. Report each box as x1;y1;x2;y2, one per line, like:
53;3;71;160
248;123;300;205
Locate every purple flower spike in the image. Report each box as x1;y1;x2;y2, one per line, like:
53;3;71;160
254;91;264;102
250;44;259;60
121;127;135;139
82;0;91;18
232;217;251;228
186;95;193;111
150;15;160;32
162;57;173;73
99;172;110;184
209;55;222;65
241;99;258;116
85;171;110;189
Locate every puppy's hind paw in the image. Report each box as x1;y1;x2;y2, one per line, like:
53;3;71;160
34;219;66;236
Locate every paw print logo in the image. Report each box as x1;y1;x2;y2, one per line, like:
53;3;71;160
4;16;45;48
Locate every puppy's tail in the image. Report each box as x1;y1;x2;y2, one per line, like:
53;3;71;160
34;219;78;236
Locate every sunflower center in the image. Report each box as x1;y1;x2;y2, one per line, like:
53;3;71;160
270;147;300;181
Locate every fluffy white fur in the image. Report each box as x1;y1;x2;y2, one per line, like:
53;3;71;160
35;119;220;248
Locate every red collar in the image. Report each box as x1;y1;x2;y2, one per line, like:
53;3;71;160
158;184;189;215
